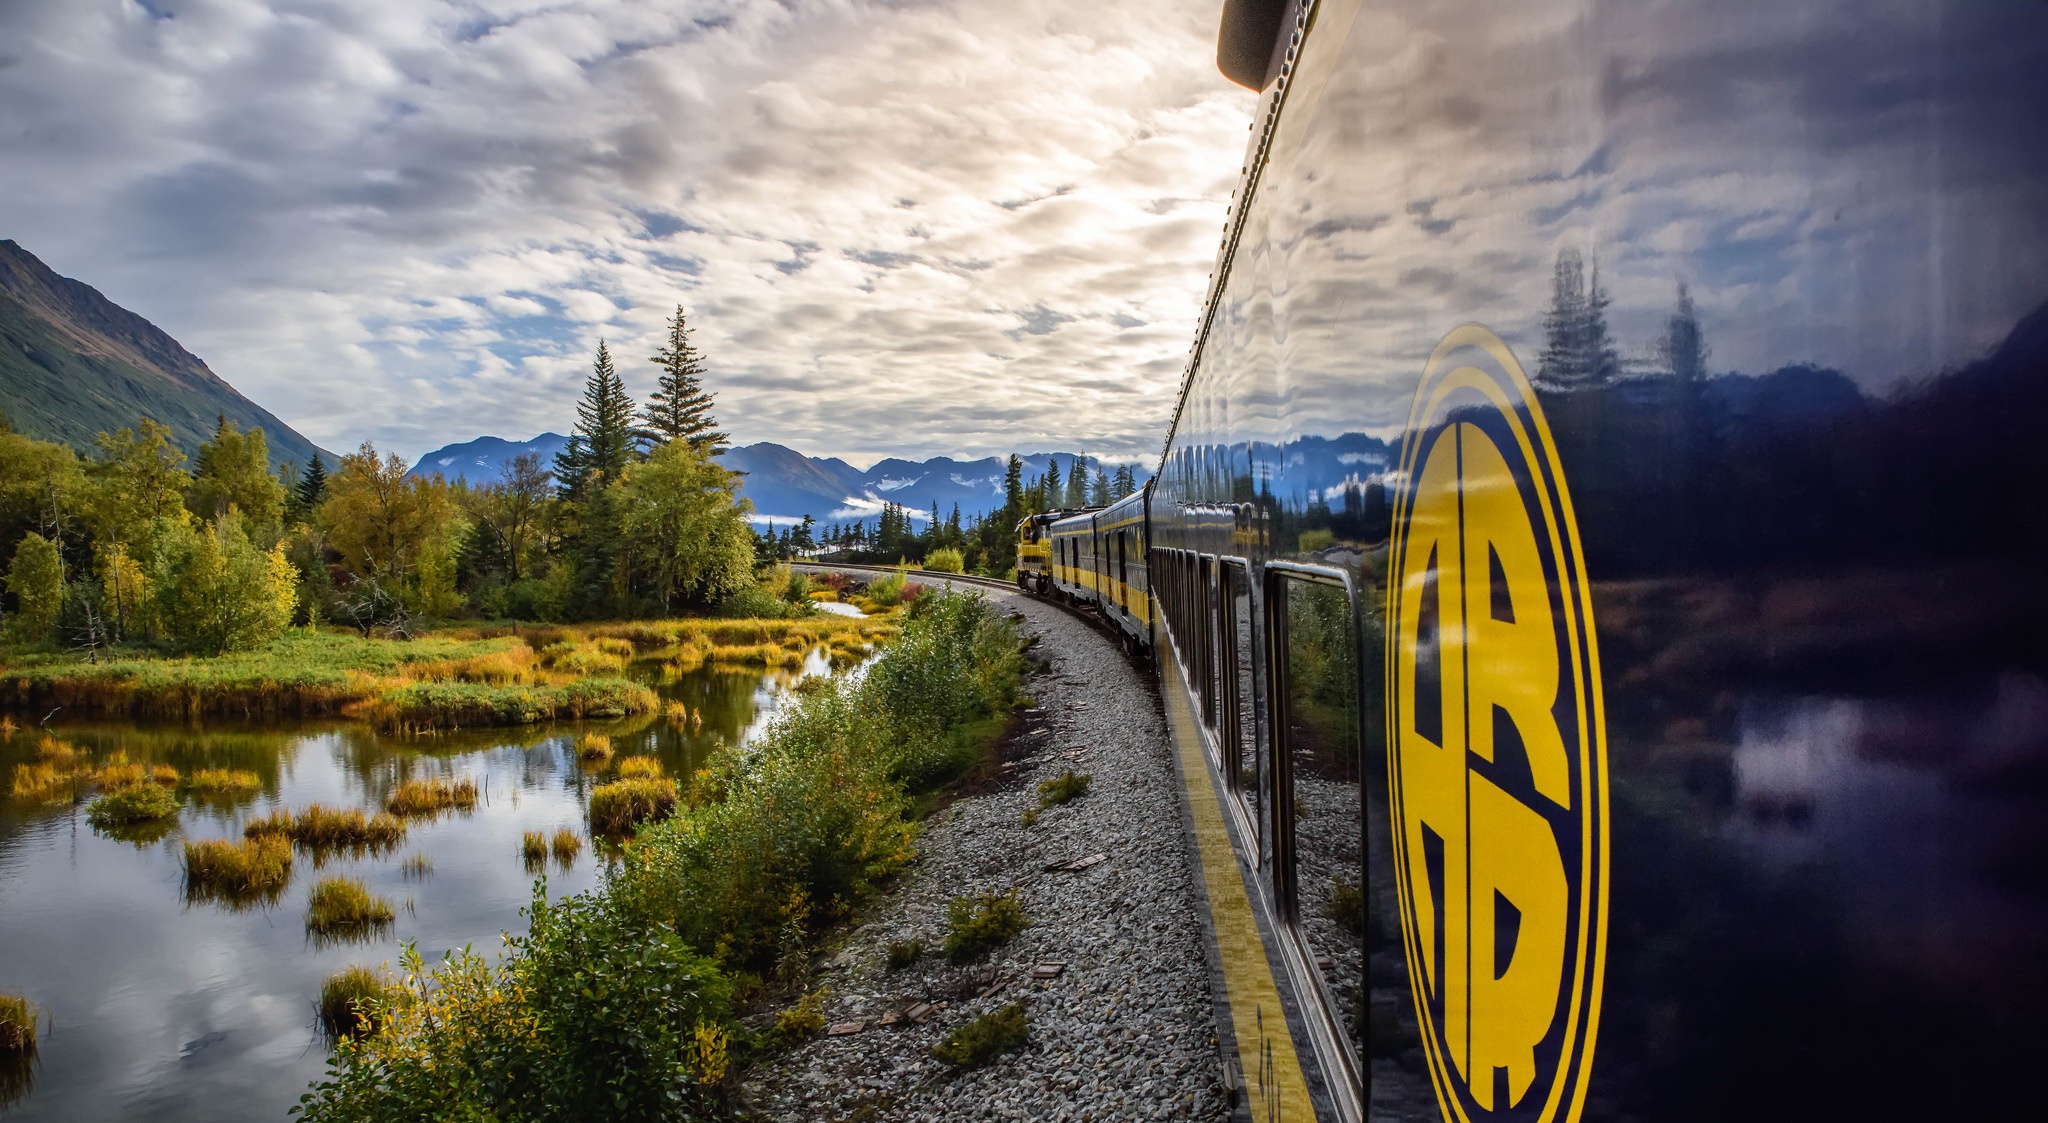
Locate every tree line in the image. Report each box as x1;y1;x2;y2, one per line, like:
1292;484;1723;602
0;307;762;654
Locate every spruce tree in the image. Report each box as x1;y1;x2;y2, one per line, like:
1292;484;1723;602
1065;455;1090;508
297;453;329;510
1089;468;1111;507
1043;459;1062;510
643;305;729;454
1003;454;1025;525
573;340;639;484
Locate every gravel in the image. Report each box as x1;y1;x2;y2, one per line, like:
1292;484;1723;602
737;583;1230;1123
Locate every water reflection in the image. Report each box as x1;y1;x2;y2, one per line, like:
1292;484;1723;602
0;650;846;1123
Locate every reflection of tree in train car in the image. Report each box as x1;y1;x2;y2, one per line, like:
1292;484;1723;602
1281;579;1368;1065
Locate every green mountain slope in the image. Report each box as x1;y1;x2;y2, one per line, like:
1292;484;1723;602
0;239;329;470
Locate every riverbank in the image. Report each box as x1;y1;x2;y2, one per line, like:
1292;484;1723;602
0;615;896;730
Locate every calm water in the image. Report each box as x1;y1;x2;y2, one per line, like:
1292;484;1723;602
0;648;850;1121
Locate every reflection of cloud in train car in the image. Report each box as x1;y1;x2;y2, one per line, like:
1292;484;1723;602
1191;0;2048;453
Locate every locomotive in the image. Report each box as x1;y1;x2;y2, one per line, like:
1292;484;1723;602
1024;2;2048;1120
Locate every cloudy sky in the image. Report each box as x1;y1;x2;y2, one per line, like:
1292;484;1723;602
0;0;1257;467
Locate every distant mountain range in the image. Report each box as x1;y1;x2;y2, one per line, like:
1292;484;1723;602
407;433;1156;527
0;239;329;470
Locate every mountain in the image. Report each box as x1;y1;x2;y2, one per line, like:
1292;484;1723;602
409;432;572;484
407;434;1153;527
0;239;329;471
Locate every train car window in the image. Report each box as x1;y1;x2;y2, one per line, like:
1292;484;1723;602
1116;531;1128;608
1271;572;1365;1065
1222;561;1260;830
1197;555;1218;729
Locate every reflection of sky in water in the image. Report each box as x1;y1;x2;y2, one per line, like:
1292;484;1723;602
0;654;847;1123
1727;678;2048;1000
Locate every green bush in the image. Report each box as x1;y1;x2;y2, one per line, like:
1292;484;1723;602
932;1002;1029;1067
943;891;1030;963
921;547;965;574
1036;771;1091;808
4;532;64;641
86;782;180;827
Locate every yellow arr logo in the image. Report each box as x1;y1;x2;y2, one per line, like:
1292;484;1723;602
1387;326;1608;1123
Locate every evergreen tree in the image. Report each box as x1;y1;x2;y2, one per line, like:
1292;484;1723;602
1002;455;1024;525
1537;248;1619;389
1065;455;1090;508
1043;458;1062;510
1112;463;1136;501
553;434;590;501
1089;468;1111;507
642;306;729;455
297;453;329;510
573;341;640;486
1659;281;1709;383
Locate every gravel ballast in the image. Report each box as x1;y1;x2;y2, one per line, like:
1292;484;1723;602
738;582;1230;1122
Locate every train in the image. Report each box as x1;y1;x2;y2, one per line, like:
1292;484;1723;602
1017;2;2048;1120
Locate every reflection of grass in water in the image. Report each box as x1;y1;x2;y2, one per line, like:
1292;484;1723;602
318;966;403;1041
0;1051;30;1112
0;993;34;1111
385;776;477;817
184;836;293;909
306;877;395;944
401;853;434;880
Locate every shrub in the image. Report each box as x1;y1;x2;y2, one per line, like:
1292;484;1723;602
385;776;477;817
576;733;615;766
615;755;663;780
296;891;734;1122
773;989;827;1041
0;994;35;1056
305;876;395;938
921;547;965;574
1037;771;1092;808
319;967;402;1040
588;778;679;836
865;569;908;607
932;1002;1029;1067
86;782;179;827
183;835;293;905
943;891;1031;963
886;939;923;971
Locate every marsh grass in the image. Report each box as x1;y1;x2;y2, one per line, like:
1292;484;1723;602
943;891;1031;963
183;768;263;803
9;761;82;802
550;829;583;866
521;831;549;870
400;853;434;880
305;876;395;942
183;835;293;907
86;782;179;827
588;778;679;836
248;804;406;858
575;733;614;767
614;755;662;780
319;966;404;1040
385;776;478;817
0;995;35;1068
932;1002;1028;1067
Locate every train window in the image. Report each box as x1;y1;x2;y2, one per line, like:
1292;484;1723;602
1222;561;1259;826
1197;555;1218;729
1271;572;1365;1064
1116;531;1128;608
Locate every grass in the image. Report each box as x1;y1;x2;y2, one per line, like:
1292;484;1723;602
86;782;180;827
575;733;614;767
247;804;406;855
587;778;679;837
401;853;434;880
0;994;35;1056
305;876;395;939
943;891;1031;963
550;829;583;866
183;768;263;801
385;776;478;817
1036;771;1091;808
614;755;662;780
522;831;549;868
183;835;294;906
886;939;923;971
932;1002;1029;1067
9;760;81;802
319;967;403;1040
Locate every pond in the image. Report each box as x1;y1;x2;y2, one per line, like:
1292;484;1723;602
0;646;854;1121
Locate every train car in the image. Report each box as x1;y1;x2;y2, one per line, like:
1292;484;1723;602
1015;512;1060;593
1149;2;2048;1122
1045;488;1155;649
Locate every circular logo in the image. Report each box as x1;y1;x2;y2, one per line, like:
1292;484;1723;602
1384;325;1608;1123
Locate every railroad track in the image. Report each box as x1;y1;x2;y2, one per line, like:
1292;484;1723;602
791;561;1143;657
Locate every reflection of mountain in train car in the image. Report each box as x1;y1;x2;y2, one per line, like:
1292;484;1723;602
1149;1;2048;1121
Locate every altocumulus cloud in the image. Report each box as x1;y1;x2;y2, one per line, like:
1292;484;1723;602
0;0;1257;465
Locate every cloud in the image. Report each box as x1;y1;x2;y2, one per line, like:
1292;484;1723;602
0;0;1256;466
